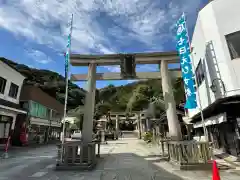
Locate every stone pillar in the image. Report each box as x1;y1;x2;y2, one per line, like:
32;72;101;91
143;119;146;132
186;124;193;140
160;61;182;140
82;63;96;143
137;113;141;139
139;115;144;138
146;118;150;131
115;115;119;139
103;121;107;131
101;130;105;144
152;127;156;143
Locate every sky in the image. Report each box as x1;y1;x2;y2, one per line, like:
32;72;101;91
0;0;208;89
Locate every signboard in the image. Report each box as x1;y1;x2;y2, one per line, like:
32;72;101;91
120;54;136;79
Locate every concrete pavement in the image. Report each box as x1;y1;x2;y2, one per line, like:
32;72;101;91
0;139;182;179
137;141;240;180
0;135;239;180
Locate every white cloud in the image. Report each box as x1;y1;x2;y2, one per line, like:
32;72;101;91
0;0;203;65
103;66;121;72
27;49;52;64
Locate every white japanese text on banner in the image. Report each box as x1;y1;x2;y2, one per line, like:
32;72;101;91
176;14;197;109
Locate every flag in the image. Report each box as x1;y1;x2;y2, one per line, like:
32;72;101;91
176;13;197;109
65;22;73;77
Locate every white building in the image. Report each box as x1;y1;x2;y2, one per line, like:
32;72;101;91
0;60;26;144
188;0;240;156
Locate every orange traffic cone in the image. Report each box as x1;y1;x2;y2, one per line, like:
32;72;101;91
212;160;221;180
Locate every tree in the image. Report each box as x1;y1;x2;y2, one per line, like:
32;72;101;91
99;84;117;103
126;84;154;113
94;102;111;120
173;78;185;104
71;78;184;123
75;115;84;130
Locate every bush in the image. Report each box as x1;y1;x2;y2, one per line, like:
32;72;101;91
143;131;153;142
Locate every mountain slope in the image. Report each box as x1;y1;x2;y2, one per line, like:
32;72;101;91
0;57;86;110
95;78;185;118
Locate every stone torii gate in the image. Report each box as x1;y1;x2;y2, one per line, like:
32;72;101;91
70;52;182;144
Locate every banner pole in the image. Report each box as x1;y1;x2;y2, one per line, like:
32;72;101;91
61;14;73;162
183;12;208;142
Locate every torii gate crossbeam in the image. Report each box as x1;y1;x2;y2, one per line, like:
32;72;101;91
71;70;181;81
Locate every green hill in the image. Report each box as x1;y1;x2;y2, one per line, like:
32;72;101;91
95;78;185;118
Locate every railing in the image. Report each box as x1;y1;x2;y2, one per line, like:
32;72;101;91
157;138;170;157
142;128;213;170
56;140;100;168
167;141;212;165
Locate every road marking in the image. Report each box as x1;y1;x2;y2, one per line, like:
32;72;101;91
20;155;55;160
30;171;48;178
45;164;55;169
95;168;122;171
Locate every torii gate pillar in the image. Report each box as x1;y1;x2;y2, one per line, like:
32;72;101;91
82;63;96;143
160;60;182;140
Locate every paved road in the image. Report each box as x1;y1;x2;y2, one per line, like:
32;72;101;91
0;133;239;180
0;136;183;180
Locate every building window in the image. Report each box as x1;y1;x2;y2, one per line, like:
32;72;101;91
226;31;240;60
8;83;19;99
29;101;47;119
0;76;6;94
195;59;205;87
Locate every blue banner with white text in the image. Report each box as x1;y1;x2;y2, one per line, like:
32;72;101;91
176;14;197;109
65;34;71;76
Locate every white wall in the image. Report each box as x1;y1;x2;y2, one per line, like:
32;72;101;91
189;0;240;117
213;0;240;95
0;61;25;104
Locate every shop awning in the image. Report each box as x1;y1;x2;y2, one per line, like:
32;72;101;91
193;113;227;128
0;98;27;114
